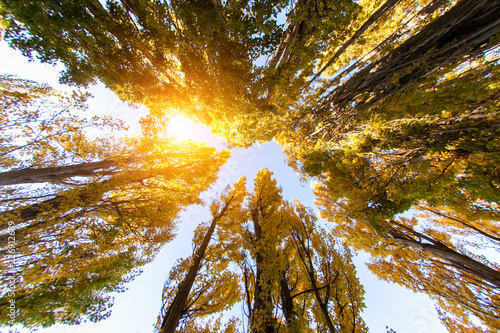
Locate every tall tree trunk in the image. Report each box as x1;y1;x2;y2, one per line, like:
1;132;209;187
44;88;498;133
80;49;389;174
386;220;500;289
313;0;401;80
0;158;128;186
320;0;449;89
292;233;337;333
249;209;276;333
0;172;128;229
280;271;296;326
267;0;308;70
159;195;235;333
316;0;500;119
418;204;500;243
0;165;158;232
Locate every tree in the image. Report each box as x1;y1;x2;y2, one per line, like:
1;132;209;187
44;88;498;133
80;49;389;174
0;77;230;328
314;183;500;330
368;238;500;332
0;138;229;328
275;0;500;174
278;38;500;330
157;178;246;333
287;203;368;333
3;0;499;148
3;0;500;330
0;75;124;171
157;169;368;332
228;169;367;332
278;56;500;250
263;0;361;99
0;77;230;247
306;0;500;129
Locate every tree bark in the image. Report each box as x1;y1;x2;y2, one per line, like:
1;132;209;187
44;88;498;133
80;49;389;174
314;0;450;96
280;271;295;326
418;204;500;243
292;233;337;333
268;0;308;70
0;174;124;230
0;159;125;186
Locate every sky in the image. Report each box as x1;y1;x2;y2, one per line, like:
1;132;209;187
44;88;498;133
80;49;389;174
0;40;448;333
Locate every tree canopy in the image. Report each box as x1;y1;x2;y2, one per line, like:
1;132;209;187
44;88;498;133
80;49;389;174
156;169;368;333
1;0;499;331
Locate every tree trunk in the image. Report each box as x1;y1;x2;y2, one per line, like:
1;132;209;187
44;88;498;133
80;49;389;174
280;271;295;326
313;0;401;80
159;195;235;333
314;0;448;90
267;0;308;69
249;209;276;333
418;204;500;243
0;175;123;229
0;159;124;186
293;233;337;333
317;0;500;119
387;222;500;289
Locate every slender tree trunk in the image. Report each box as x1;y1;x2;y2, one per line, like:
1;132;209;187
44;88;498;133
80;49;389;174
249;209;276;333
313;0;401;80
0;165;158;232
317;0;500;118
0;175;122;229
314;0;449;95
293;234;337;333
159;195;235;333
386;222;500;289
0;196;67;229
268;0;308;69
309;273;336;333
418;204;500;243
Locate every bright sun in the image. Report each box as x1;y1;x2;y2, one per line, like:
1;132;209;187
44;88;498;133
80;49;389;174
166;115;210;142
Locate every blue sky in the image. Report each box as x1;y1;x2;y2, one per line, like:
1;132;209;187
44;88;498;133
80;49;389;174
0;40;447;333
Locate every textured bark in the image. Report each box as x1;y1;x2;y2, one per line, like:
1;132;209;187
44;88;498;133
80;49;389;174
0;159;123;186
316;0;500;120
268;0;308;70
0;164;159;232
292;233;337;333
0;169;132;230
418;204;500;243
315;0;449;91
0;191;94;230
308;268;336;333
